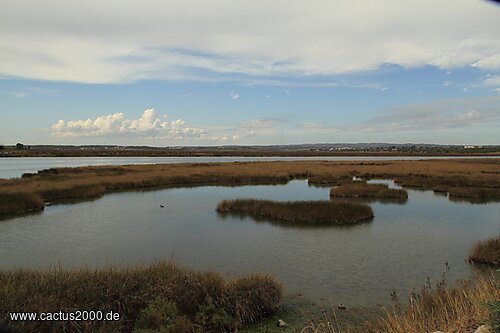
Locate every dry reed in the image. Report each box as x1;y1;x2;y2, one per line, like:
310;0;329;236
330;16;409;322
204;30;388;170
469;236;500;266
301;275;499;333
216;199;374;224
0;262;281;332
0;192;44;217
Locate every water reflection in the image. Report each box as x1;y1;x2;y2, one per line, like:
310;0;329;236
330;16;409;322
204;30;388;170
217;210;373;229
448;196;500;204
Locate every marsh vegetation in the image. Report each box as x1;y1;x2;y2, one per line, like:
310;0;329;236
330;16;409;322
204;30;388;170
469;236;500;266
302;275;498;333
0;192;44;217
0;159;498;217
329;182;407;199
0;262;281;332
216;199;373;225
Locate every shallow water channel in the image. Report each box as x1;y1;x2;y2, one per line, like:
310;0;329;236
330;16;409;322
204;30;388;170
0;180;498;305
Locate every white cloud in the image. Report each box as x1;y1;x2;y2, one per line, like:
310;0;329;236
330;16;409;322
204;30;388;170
4;87;58;97
209;117;287;141
1;0;499;83
26;87;59;95
298;122;337;130
337;96;500;132
239;118;279;129
5;91;27;97
472;54;500;70
428;39;499;69
51;108;206;140
483;75;500;87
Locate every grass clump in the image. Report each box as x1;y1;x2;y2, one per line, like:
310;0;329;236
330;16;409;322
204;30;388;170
449;187;500;200
301;275;499;333
0;192;44;217
329;183;407;199
133;299;195;333
216;199;373;225
469;236;500;266
0;262;281;332
361;276;499;333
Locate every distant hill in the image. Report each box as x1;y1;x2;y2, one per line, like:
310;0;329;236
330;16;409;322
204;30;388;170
9;143;497;150
2;143;499;157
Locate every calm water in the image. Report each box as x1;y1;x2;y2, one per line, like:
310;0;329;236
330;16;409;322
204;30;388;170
0;180;498;305
0;156;494;179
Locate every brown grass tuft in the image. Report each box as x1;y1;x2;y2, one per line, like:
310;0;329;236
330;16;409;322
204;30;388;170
224;273;282;324
469;236;500;266
0;192;44;217
361;276;499;333
449;187;500;200
302;275;499;333
216;199;373;224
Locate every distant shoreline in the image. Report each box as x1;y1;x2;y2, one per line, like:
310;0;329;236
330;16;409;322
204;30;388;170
2;148;500;158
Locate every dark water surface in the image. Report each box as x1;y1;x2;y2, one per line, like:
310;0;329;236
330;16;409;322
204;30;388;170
0;156;496;179
0;180;498;305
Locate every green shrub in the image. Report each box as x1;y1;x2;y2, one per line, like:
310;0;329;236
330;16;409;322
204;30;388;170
195;297;235;330
486;300;500;332
134;299;178;332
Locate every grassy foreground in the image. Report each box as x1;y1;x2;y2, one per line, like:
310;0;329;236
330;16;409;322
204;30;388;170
329;183;407;199
299;275;499;333
469;236;500;266
0;262;281;332
362;276;499;333
1;159;499;217
216;199;374;225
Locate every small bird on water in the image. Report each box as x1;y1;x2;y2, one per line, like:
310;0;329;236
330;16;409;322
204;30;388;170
160;204;165;208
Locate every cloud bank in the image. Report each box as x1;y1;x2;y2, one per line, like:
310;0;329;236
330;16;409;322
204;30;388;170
50;109;292;143
1;0;499;83
299;96;500;133
51;108;205;139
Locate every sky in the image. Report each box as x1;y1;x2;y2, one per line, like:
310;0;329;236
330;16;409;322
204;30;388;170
1;0;499;146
